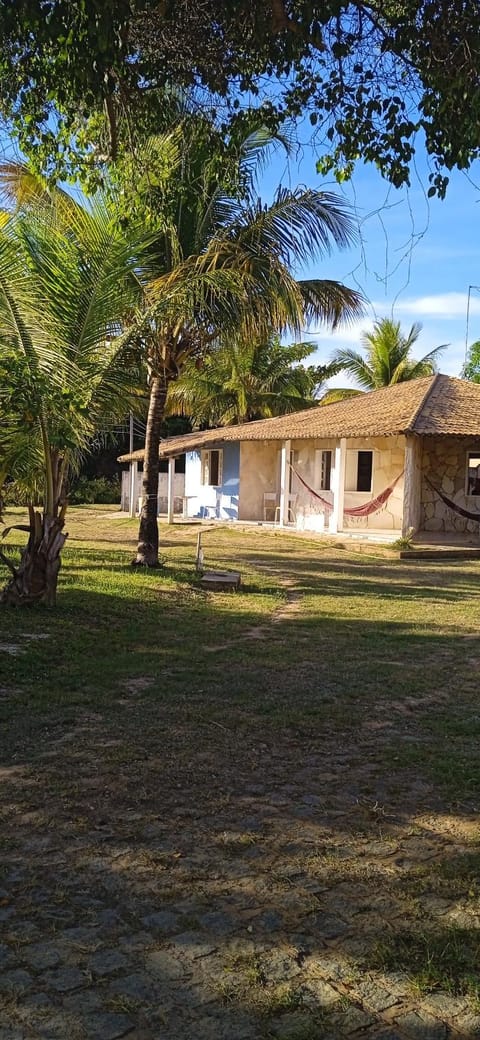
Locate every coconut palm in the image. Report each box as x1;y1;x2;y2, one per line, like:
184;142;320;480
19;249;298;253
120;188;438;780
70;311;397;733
166;335;341;426
0;190;146;605
1;120;364;573
329;318;446;394
115;120;364;566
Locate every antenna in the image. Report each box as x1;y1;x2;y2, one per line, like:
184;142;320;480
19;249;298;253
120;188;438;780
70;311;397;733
465;285;480;365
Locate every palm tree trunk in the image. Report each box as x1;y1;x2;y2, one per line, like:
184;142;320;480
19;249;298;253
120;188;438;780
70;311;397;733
1;505;67;607
133;373;168;566
1;437;68;607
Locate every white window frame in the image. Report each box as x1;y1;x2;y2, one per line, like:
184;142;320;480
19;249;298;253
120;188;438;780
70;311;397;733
466;451;480;496
201;448;223;487
314;449;332;491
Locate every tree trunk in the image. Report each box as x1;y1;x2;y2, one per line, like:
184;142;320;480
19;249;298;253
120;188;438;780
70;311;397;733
133;373;168;566
1;506;67;607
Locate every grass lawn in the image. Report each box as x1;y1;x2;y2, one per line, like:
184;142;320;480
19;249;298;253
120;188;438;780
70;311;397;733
1;506;480;1039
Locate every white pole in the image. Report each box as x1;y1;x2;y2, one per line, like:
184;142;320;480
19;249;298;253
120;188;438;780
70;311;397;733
279;439;291;526
403;436;421;536
465;284;480;366
128;412;135;518
330;438;346;533
167;456;175;524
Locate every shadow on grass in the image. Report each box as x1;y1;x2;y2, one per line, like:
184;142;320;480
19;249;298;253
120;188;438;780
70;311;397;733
1;537;480;1034
1;712;480;1038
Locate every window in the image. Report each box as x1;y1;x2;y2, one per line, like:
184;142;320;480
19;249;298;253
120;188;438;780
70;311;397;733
345;450;373;492
357;451;373;492
314;450;332;491
201;449;223;486
467;452;480;495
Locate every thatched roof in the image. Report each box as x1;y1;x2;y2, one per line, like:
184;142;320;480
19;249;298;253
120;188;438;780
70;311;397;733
119;375;480;462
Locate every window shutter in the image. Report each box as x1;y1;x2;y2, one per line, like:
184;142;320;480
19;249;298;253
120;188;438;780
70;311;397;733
217;450;223;487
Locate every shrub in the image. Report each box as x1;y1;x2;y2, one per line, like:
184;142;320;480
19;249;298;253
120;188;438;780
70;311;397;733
1;475;121;509
1;481;42;506
68;476;121;505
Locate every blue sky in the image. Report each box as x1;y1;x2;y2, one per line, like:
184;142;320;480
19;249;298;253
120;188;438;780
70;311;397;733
259;143;480;385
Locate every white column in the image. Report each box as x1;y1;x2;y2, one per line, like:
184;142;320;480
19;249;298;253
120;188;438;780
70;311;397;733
167;456;175;524
330;438;347;533
129;461;138;518
403;435;422;535
279;439;291;526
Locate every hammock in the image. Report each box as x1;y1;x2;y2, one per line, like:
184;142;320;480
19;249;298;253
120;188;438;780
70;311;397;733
345;471;404;517
291;465;404;518
426;477;480;523
290;466;333;512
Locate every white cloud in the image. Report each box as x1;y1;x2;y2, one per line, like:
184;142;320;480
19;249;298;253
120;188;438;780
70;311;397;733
307;318;367;346
391;292;480;319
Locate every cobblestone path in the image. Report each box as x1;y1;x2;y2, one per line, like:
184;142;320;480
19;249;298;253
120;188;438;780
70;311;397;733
1;697;479;1040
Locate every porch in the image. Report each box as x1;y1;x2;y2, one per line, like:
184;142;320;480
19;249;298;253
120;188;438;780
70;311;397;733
237;434;407;534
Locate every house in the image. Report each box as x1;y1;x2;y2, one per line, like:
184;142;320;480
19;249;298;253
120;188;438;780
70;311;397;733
120;461;185;516
119;375;480;539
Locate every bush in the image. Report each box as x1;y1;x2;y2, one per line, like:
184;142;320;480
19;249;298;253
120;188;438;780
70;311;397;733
1;481;42;506
68;476;121;505
1;475;121;508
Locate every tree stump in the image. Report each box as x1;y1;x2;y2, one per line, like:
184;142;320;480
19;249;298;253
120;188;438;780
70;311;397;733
1;508;67;607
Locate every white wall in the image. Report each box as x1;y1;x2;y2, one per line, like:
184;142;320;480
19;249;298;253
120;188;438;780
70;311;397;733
183;445;240;519
121;468;185;514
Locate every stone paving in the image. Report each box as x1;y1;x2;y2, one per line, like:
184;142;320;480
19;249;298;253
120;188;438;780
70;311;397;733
1;691;480;1040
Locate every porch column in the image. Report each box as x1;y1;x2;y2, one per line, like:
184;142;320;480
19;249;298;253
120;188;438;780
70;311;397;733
330;438;347;533
279;439;291;526
167;456;176;525
403;435;422;535
129;461;138;518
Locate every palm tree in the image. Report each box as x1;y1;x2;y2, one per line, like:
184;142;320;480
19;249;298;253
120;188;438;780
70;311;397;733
116;120;364;566
0;188;146;605
166;335;340;426
329;318;446;395
462;340;480;383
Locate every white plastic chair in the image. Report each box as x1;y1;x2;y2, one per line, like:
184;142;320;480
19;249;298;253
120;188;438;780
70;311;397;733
263;492;278;522
275;494;297;524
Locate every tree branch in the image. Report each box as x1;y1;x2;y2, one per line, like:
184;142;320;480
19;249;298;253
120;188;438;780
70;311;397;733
104;90;118;162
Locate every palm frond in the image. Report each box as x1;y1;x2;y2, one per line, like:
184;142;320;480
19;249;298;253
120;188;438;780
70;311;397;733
231;188;358;270
299;280;365;329
319;387;365;404
329;347;377;390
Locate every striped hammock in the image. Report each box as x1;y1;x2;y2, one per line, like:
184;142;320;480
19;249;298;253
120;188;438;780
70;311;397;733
291;465;404;518
291;466;333;512
426;477;480;523
345;471;404;517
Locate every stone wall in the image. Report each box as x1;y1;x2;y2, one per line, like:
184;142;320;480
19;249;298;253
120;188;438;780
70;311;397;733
421;438;480;533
